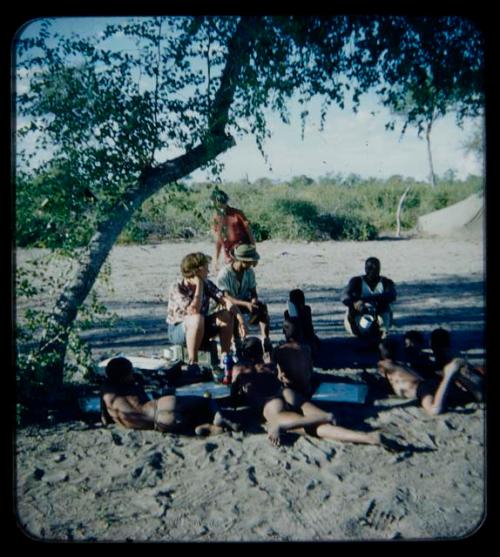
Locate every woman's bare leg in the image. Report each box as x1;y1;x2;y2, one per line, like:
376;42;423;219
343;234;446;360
184;313;205;363
216;309;234;355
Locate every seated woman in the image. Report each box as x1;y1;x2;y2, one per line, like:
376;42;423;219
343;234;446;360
166;252;247;375
101;357;238;436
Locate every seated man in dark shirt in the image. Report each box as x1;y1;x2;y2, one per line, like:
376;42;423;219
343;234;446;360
341;257;396;339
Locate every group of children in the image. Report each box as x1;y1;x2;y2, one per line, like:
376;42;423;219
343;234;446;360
102;285;484;449
101;189;484;448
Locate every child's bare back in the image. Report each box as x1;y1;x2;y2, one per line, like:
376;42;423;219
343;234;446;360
275;341;313;395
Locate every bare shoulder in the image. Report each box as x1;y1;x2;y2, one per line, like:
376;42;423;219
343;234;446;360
378;359;416;379
102;392;116;405
107;393;144;413
275;342;297;355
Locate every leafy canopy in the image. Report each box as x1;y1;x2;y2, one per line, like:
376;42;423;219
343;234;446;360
15;15;484;248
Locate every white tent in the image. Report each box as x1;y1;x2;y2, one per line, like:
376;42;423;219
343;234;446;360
417;193;484;239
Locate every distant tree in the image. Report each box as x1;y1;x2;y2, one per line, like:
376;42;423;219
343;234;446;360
289;175;315;188
15;15;484;389
463;119;485;174
387;92;440;188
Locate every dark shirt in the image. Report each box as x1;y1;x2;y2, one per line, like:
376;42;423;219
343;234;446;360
341;275;397;314
284;305;320;347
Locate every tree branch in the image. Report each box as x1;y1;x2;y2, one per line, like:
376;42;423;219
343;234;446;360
206;16;259;136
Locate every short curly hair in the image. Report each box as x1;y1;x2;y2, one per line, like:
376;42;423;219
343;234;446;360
180;252;211;278
105;357;133;383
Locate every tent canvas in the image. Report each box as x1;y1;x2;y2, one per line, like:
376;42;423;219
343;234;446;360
417;193;484;238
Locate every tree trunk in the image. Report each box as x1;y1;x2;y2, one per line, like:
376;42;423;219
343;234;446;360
396;183;412;238
426;120;436;188
37;16;260;389
39;136;236;388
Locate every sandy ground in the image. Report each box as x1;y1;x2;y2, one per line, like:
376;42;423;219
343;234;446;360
15;236;487;542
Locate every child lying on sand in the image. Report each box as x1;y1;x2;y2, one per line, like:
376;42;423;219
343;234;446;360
231;336;401;450
101;356;238;436
377;339;478;416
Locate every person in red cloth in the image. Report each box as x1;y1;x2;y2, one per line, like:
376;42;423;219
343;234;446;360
210;187;256;272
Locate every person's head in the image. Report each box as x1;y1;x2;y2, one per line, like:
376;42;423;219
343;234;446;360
231;243;260;269
240;336;264;363
210;188;229;211
404;330;425;350
430;328;451;355
289;289;305;308
181;252;211;279
365;257;381;281
105;357;134;384
283;317;303;342
378;338;397;360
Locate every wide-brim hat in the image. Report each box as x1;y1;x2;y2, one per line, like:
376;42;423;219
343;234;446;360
233;243;260;262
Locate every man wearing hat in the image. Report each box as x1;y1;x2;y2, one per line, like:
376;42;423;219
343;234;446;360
211;187;256;272
216;243;272;358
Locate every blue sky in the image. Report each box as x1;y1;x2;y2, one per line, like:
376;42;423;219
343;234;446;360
202;94;482;184
16;16;483;184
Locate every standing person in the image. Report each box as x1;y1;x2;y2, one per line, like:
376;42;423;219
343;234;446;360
216;243;272;357
210;187;256;272
101;357;238;436
341;257;397;339
166;252;246;375
231;337;397;449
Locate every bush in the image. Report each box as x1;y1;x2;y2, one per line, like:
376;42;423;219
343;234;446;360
18;173;484;246
317;213;378;240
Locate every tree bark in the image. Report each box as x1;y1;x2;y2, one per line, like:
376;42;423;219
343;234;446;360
38;16;258;388
396;183;412;237
426;120;436;188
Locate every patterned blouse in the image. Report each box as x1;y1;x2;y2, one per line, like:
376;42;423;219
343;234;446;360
166;278;226;325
